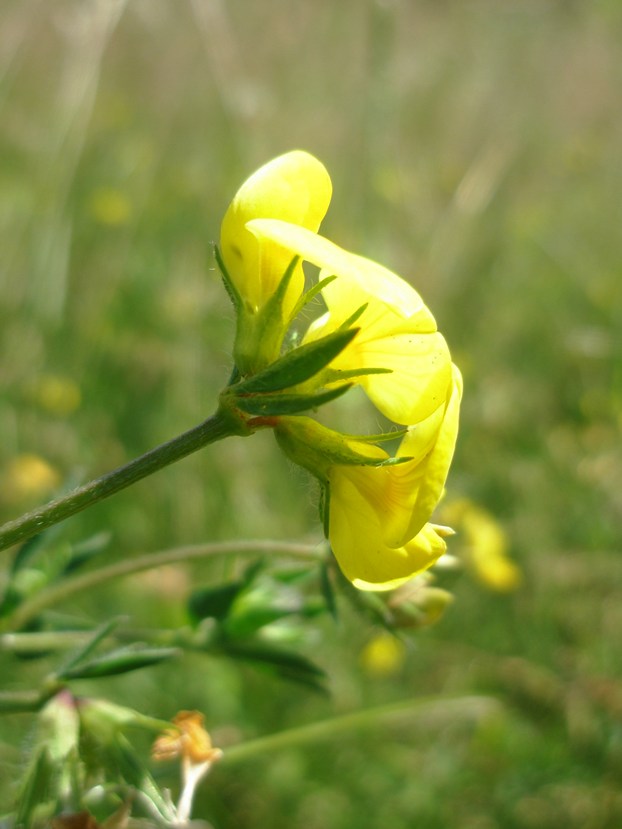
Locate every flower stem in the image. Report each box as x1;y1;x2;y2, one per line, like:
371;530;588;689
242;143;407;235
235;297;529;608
0;409;245;555
222;695;502;765
3;540;321;632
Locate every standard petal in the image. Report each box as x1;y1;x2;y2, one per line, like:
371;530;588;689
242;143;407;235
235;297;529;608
220;152;332;312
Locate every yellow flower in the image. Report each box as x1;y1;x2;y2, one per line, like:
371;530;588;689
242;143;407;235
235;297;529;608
220;151;332;318
327;365;462;589
219;152;463;591
443;498;522;592
360;632;406;677
0;454;60;504
88;187;132;226
247;218;452;425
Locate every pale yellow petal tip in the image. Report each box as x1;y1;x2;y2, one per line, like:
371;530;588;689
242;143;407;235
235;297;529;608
442;498;523;593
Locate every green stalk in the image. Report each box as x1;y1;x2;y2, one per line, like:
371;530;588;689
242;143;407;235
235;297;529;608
0;409;246;555
4;540;320;632
222;695;502;765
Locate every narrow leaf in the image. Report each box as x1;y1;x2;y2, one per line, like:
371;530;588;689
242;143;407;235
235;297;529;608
57;618;120;676
320;561;338;622
188;581;245;623
14;746;54;827
60;531;111;577
222;639;327;693
60;646;178;679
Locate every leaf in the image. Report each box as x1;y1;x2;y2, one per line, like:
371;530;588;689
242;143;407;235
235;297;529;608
233;328;359;394
220;638;327;693
235;383;353;416
60;531;112;577
188;560;263;624
320;561;339;622
14;746;55;827
57;618;121;677
189;581;245;623
59;646;178;680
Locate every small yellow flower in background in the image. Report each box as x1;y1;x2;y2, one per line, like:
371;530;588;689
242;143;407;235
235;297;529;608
443;498;522;592
360;632;406;678
88;187;132;226
28;373;82;416
0;454;60;505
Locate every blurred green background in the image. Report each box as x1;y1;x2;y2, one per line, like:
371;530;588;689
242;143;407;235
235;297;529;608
1;0;622;826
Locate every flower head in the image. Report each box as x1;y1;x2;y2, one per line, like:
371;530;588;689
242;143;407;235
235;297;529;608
218;151;463;591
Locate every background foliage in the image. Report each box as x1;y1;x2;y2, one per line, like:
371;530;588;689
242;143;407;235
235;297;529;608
1;0;621;826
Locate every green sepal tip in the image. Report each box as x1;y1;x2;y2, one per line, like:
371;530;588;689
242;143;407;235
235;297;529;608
233;327;359;394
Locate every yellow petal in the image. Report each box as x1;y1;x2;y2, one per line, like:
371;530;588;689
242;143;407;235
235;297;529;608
394;364;463;544
328;466;447;590
336;330;452;425
248;218;449;423
220;152;332;313
247;218;436;328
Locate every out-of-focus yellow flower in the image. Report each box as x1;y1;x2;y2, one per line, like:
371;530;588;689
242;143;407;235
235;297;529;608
0;454;60;504
327;365;462;590
29;374;81;416
88;187;132;226
443;498;522;592
360;632;406;677
220;151;332;318
248;218;452;425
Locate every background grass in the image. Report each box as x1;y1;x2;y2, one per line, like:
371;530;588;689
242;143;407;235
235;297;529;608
1;0;622;826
